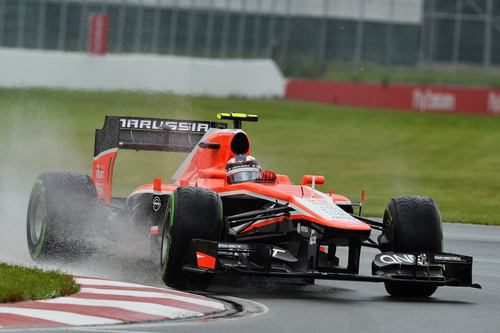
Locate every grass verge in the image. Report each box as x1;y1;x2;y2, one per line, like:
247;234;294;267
1;88;499;225
321;61;500;87
0;262;79;303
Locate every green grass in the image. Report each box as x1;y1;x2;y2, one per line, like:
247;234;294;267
0;262;79;303
321;61;500;87
1;88;499;224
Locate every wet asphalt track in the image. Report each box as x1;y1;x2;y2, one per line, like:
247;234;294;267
1;222;499;333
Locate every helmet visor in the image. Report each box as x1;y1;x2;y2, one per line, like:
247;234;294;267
227;167;261;184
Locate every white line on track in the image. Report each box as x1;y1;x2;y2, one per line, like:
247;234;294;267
0;308;121;326
79;288;225;310
43;297;204;318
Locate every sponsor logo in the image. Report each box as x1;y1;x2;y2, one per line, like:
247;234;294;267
434;255;464;262
95;164;105;180
150;225;159;236
309;229;317;245
218;243;248;250
412;89;456;112
295;198;358;222
152;196;161;212
379;253;428;265
488;92;500;113
296;222;310;235
95;183;104;197
272;248;286;257
120;118;210;132
296;223;322;245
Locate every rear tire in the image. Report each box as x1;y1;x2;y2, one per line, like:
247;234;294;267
380;196;443;297
26;172;99;261
160;187;223;290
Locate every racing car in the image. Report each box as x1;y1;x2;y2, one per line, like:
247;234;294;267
26;113;480;297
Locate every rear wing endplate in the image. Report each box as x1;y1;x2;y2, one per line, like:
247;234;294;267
93;116;227;202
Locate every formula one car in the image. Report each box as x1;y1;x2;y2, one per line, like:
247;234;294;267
26;113;480;297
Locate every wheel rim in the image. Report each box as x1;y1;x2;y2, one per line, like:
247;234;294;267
161;233;170;265
29;193;45;245
161;209;171;266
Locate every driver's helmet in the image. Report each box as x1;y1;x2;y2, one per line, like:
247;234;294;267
225;155;261;184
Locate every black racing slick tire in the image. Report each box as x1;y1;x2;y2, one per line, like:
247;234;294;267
379;196;443;298
26;171;99;261
160;187;223;290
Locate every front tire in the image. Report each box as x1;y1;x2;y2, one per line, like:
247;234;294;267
380;196;443;297
26;172;99;261
160;187;223;290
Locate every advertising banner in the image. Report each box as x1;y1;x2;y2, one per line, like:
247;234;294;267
286;80;500;115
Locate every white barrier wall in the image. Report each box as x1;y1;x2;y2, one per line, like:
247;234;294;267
0;48;285;98
60;0;423;24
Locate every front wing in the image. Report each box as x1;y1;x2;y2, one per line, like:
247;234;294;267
181;239;481;289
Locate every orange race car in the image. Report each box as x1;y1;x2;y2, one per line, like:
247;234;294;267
26;113;480;297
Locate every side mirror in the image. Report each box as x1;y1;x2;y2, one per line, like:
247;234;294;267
301;175;325;186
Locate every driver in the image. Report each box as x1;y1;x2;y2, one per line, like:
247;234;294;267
225;155;277;184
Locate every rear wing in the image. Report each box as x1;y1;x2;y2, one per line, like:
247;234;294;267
94;116;227;156
93;116;227;202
